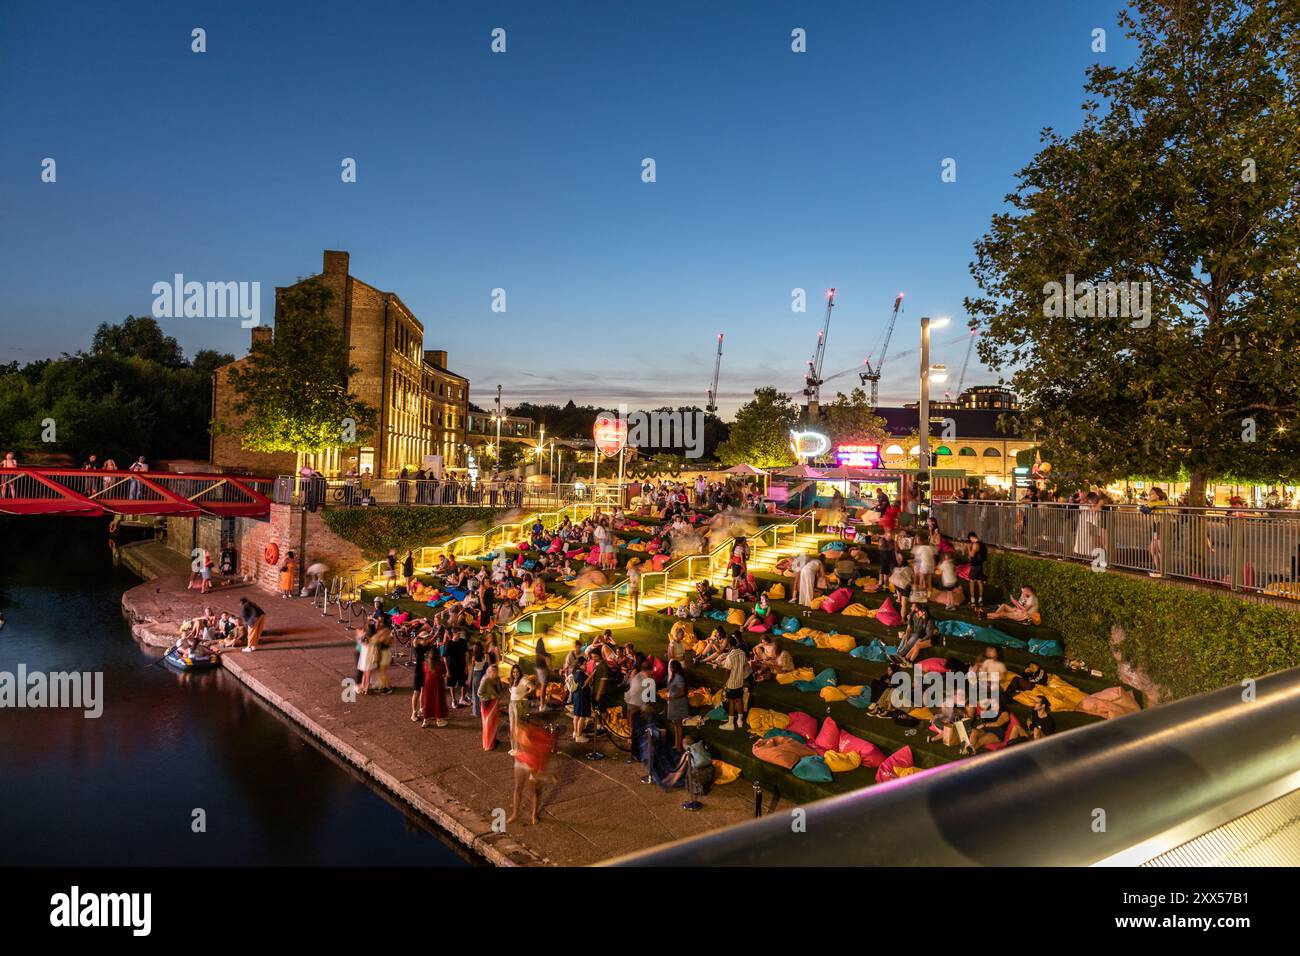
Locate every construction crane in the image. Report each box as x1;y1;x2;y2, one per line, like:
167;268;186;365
947;321;979;401
802;288;836;421
859;292;904;408
705;332;724;414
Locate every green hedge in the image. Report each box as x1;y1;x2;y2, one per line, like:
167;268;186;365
321;506;500;558
987;550;1300;701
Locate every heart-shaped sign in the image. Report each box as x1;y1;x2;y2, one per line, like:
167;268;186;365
593;413;627;458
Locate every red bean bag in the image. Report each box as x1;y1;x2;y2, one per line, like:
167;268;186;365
813;716;840;752
785;711;818;741
820;587;853;615
752;736;817;770
937;537;955;553
649;656;667;685
875;745;915;783
874;597;902;627
651;554;670;571
837;731;886;768
982;712;1024;751
747;623;769;633
546;538;563;554
565;549;585;559
918;656;947;673
956;563;971;580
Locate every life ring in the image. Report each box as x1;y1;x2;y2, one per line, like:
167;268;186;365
264;542;280;565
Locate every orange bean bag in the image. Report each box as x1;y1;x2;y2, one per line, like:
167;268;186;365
752;736;817;770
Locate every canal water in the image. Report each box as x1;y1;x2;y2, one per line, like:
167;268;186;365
0;518;471;866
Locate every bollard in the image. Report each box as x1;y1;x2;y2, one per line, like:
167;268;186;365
752;780;763;818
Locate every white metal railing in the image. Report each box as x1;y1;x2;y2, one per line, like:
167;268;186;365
933;499;1300;595
275;475;613;511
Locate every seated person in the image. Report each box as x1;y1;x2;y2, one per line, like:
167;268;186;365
694;626;731;666
734;571;759;604
1027;696;1057;739
866;663;905;716
695;579;718;602
894;605;937;664
984;585;1042;624
742;594;776;631
931;552;965;608
964;697;1025;753
749;633;782;681
929;691;969;746
1004;660;1049;698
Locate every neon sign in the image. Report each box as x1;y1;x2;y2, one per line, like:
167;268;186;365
592;414;626;458
834;443;881;468
789;430;831;460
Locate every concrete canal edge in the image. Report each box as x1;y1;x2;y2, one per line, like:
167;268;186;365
118;540;548;868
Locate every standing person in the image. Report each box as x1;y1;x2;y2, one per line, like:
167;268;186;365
410;630;432;721
507;664;535;755
966;532;987;607
444;629;469;707
477;662;502;750
719;636;750;731
239;596;266;652
911;532;936;593
357;626;377;695
372;620;393;694
533;638;552;713
568;653;592;743
468;641;488;718
128;456;148;500
665;658;688;750
626;557;643;617
508;719;554;827
383;548;398;595
402;549;416;590
398;467;411;505
0;451;17;500
421;649;449;728
279;549;297;598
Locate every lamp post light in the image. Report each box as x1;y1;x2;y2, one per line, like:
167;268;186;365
918;316;950;516
494;385;503;473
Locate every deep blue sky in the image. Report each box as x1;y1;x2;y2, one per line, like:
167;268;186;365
0;0;1136;414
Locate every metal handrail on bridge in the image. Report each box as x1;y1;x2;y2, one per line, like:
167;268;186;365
607;664;1300;866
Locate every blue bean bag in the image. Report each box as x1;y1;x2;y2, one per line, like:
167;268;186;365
1028;638;1064;657
793;680;819;693
763;728;808;744
706;706;728;721
782;616;801;631
447;587;469;601
516;619;533;634
845;689;874;709
813;668;838;688
792;755;833;783
820;541;846;553
523;559;538;571
795;636;816;647
935;619;1027;649
851;639;894;662
706;609;729;621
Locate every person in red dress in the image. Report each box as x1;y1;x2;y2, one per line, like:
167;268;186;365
422;652;448;728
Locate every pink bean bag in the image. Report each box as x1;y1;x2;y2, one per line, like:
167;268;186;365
649;656;667;684
876;745;915;783
1078;686;1141;720
546;538;563;554
651;554;670;572
874;597;902;627
747;623;769;633
918;656;947;673
956;563;971;580
785;711;818;741
813;716;840;752
982;713;1024;751
820;587;853;615
837;731;886;768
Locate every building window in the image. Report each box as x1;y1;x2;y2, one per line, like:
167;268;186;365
958;446;977;456
983;447;1002;457
885;444;905;456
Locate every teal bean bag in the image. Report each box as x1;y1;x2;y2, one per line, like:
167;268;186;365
795;637;816;647
936;619;1027;649
516;619;533;635
792;755;833;783
1028;638;1064;657
782;616;801;631
793;680;819;693
845;690;874;709
812;668;838;688
852;639;893;662
706;706;728;721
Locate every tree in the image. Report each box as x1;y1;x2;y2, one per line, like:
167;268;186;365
967;0;1300;501
222;279;376;454
91;315;185;367
716;387;798;468
823;387;892;448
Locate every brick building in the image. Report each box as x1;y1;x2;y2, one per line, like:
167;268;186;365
211;250;469;478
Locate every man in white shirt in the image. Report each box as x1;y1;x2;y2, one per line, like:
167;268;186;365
719;637;751;731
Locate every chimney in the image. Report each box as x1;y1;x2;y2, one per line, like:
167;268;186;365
251;326;273;348
426;349;448;369
323;250;349;276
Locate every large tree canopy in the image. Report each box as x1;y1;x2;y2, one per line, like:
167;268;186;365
967;0;1300;496
224;279;376;454
716;387;798;468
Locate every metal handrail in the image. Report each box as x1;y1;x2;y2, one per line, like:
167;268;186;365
606;664;1300;866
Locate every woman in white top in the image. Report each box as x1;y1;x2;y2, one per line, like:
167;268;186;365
911;531;937;591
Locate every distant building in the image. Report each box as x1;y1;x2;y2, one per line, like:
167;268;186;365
874;386;1029;483
211;250;469;478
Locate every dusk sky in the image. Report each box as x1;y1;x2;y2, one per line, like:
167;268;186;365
0;0;1136;415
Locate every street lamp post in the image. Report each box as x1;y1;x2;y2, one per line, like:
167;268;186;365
918;316;949;516
494;385;503;474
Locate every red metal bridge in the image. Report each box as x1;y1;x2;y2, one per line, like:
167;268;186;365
0;468;273;518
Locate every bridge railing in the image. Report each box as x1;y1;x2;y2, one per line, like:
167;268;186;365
274;475;609;512
0;468;273;517
933;500;1300;597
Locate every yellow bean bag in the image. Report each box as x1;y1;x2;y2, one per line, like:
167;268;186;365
811;595;827;609
813;633;857;653
820;684;865;702
1012;673;1086;712
854;576;875;588
768;583;786;600
746;707;790;737
908;707;934;720
726;608;746;626
776;667;815;685
893;766;922;777
602;707;630;737
842;603;871;617
794;627;827;640
822;749;863;773
712;760;742;785
687;686;714;708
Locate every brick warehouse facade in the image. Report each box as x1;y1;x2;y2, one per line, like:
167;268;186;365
211;249;470;479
